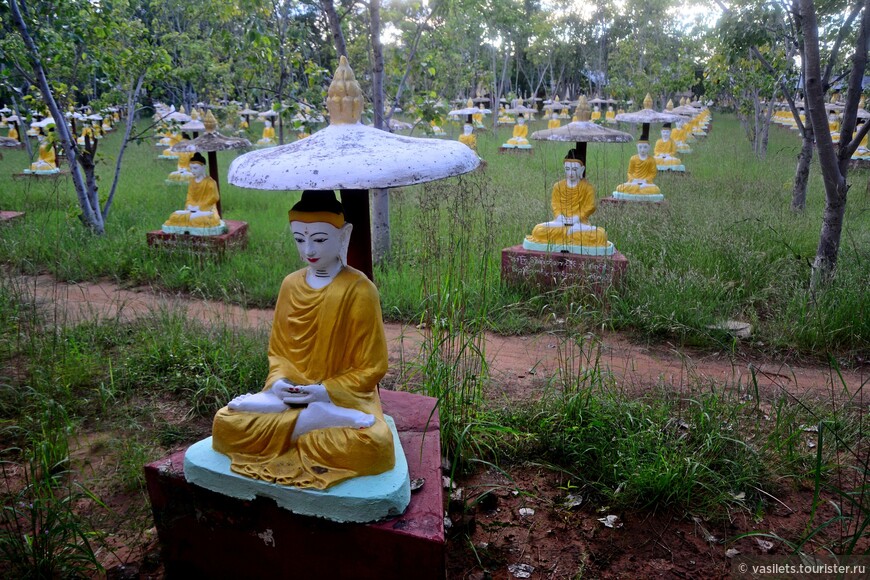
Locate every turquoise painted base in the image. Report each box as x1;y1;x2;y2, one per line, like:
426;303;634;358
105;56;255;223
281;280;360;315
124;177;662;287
521;239;615;256
184;415;411;523
611;192;665;203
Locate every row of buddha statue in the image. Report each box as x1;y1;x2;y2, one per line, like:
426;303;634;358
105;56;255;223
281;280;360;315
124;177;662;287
771;96;869;161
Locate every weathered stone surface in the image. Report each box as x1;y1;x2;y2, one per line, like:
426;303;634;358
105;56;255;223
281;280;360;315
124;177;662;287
500;245;628;293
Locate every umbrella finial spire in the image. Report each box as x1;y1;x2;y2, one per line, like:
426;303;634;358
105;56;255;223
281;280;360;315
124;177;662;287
327;56;363;125
643;94;653;109
204;110;218;133
575;96;590;122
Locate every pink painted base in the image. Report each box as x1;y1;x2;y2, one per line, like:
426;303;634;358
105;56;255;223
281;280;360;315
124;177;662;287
501;245;628;292
145;390;444;580
146;220;248;254
0;211;24;224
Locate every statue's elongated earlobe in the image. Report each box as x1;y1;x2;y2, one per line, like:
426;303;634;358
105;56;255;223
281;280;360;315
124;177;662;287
340;223;353;267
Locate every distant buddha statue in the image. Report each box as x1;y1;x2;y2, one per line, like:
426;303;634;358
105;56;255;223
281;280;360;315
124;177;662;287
162;152;227;235
523;149;612;255
26;132;59;174
472;105;485;129
257;119;277;146
548;111;561;130
613;127;663;202
101;116;112;133
430;119;445;135
852;122;869;160
828;111;841;142
7;121;18;141
672;121;692;154
458;122;477;151
212;190;395;489
159;132;183;159
605;105;616;122
590;106;602;121
502;114;530;149
497;105;513;124
653;123;685;171
91;120;103;139
77;124;94;146
166;137;194;185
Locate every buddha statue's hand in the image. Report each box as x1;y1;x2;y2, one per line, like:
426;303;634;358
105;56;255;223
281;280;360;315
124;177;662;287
557;215;576;226
187;205;200;212
281;383;330;406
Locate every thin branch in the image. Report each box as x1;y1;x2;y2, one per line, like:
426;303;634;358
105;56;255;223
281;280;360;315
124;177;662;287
821;2;862;90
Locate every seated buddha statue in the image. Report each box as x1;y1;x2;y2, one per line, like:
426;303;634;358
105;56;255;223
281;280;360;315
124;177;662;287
548;112;561;130
159;132;183;159
166;148;194;185
828;111;841;142
612;133;663;202
26;122;40;137
77;124;94;146
522;149;613;256
430;119;445;135
654;124;684;171
472;106;485;129
852;124;869;160
162;153;227;235
101;116;113;133
91;121;103;140
604;105;616;123
458;122;477;151
7;121;19;141
257;119;277;146
212;191;395;489
25;133;59;174
497;105;513;125
502;114;530;148
590;106;602;121
671;121;692;153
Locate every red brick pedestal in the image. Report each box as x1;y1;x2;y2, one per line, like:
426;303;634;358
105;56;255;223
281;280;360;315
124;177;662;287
146;220;248;254
145;390;444;580
501;245;628;292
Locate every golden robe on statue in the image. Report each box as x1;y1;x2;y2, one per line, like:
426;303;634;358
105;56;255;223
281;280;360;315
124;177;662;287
459;133;477;151
212;267;395;489
527;180;608;247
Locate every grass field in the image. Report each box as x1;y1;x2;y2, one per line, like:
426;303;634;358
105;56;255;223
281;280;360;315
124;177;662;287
0;114;867;358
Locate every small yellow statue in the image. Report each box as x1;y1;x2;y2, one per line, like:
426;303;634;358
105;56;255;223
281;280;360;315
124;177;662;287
212;190;395;489
605;105;616;123
26;132;59;174
162;153;226;234
159;132;183;159
590;106;602;121
7;121;19;141
257;119;277;146
653;123;685;172
523;149;611;255
502;114;530;148
548;112;561;130
458;122;477;151
613;127;663;202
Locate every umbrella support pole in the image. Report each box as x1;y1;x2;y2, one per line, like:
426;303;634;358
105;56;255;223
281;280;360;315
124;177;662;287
340;189;374;282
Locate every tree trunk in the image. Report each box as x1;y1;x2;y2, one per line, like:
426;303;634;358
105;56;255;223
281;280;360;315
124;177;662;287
369;0;390;263
791;121;813;211
801;0;867;285
321;0;347;58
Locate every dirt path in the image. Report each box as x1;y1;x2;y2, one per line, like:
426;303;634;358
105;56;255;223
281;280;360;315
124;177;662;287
11;273;866;403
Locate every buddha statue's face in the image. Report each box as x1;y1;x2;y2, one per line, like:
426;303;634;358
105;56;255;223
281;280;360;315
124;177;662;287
517;116;525;125
564;161;584;181
291;221;345;268
637;142;650;158
661;129;671;141
463;123;473;135
265;120;272;128
190;162;206;178
552;112;558;119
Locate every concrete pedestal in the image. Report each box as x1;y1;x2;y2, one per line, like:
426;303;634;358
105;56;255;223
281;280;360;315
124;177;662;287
497;147;533;155
12;169;69;180
146;220;248;254
145;390;444;580
501;245;628;292
599;197;668;208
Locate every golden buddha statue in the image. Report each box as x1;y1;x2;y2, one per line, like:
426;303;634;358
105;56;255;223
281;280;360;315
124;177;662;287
612;126;663;202
212;190;395;489
166;148;194;185
101;116;113;133
7;121;19;141
672;121;692;154
458;122;477;151
77;124;94;146
828;111;841;142
653;123;684;171
852;123;869;160
523;149;612;255
548;111;561;130
502;114;530;148
590;106;602;121
472;105;485;129
429;119;446;135
26;132;59;174
257;119;277;146
162;152;226;234
605;105;616;123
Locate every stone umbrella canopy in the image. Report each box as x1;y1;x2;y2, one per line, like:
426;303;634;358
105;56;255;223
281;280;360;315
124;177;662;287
531;96;633;163
615;94;684;141
180;119;206;138
228;56;479;280
448;99;491;124
172;110;252;217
